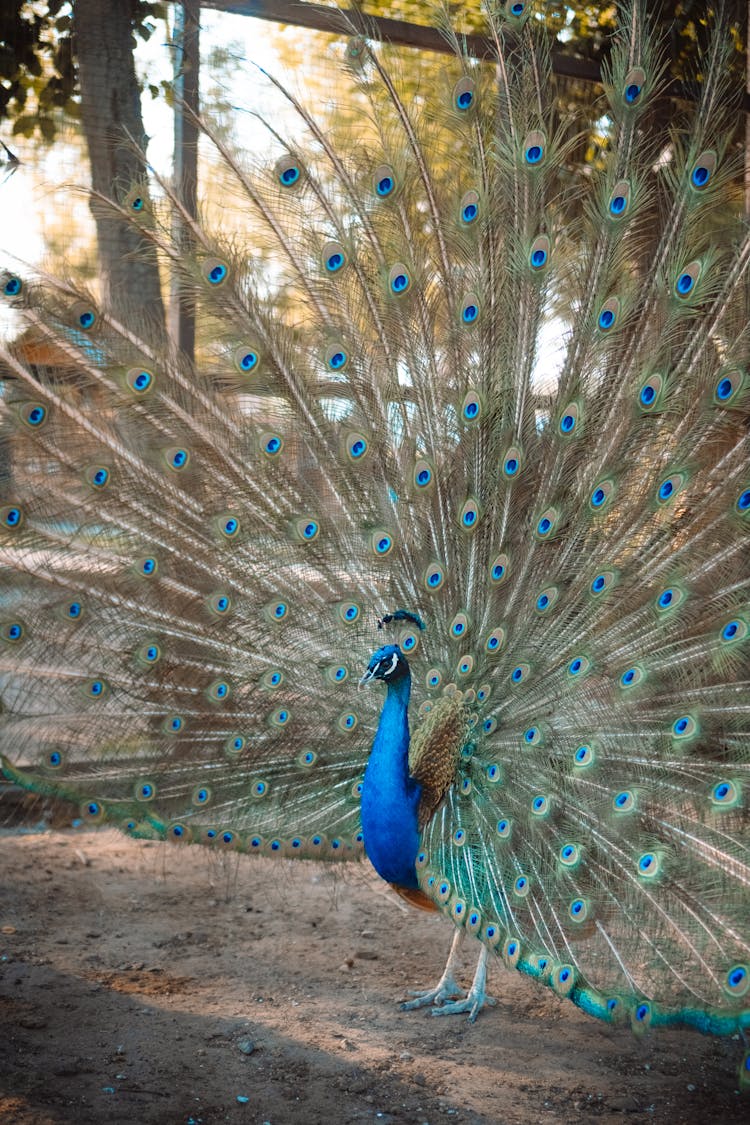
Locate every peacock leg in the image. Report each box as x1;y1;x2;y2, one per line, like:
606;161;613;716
400;928;467;1010
429;943;497;1022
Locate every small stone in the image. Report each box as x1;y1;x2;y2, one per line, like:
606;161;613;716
238;1039;255;1056
687;1084;696;1092
236;1094;249;1104
355;950;379;961
399;1051;414;1061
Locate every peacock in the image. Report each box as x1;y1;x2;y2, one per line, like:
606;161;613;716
1;0;749;1086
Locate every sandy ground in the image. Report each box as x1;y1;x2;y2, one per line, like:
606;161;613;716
0;829;746;1125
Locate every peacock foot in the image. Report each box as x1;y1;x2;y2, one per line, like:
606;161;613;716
428;977;497;1023
400;974;466;1011
430;944;496;1022
400;931;496;1021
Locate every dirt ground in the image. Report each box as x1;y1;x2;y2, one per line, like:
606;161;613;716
0;830;746;1125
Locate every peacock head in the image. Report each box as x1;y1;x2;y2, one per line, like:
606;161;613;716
359;644;410;688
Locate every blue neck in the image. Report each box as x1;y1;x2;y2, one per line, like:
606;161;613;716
360;671;421;889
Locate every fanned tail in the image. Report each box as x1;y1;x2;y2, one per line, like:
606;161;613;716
1;0;749;1044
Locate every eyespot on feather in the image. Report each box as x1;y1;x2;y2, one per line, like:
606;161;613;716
274;153;305;189
70;301;97;331
423;562;445;592
216;512;241;540
535;506;560;539
19;401;48;429
1;620;26;643
207;592;232;617
502;446;523;478
388;262;411;295
206;678;231;703
597;297;620;332
123;185;152;217
345;432;369;461
534;585;559;614
690;150;716;191
607;179;631;218
85;464;111;489
295;517;320;543
459;498;480;530
505;1;531;26
326;664;349;684
399;627;420;654
325;342;349;372
589;478;615;511
489;553;510;584
622;66;646;107
460;293;480;325
346;35;368;64
460;190;480;225
522;130;545;167
373;163;397;199
337;601;360;625
453;76;475;112
323;241;347;274
260;431;284;457
461;389;482;422
638;372;665;411
558;403;580;436
201;258;229;287
372;529;394;556
713;367;745;406
449;612;470;640
589;569;617;597
125;367;155;395
2;272;23;300
413;458;434;490
163;447;190;472
234;344;261;374
529;235;550;271
674;259;702;299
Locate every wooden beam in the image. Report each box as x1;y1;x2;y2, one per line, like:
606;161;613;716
200;0;750;111
200;0;600;82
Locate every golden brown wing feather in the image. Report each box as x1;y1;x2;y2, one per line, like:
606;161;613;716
408;694;468;830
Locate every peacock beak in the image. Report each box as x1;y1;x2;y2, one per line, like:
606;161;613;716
358;667;377;689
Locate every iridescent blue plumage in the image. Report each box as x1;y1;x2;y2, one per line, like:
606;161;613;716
360;645;422;890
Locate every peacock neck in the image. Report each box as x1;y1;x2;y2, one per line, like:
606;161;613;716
361;669;422;890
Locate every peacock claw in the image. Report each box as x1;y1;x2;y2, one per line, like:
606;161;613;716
400;933;496;1021
429;987;498;1023
400;975;465;1011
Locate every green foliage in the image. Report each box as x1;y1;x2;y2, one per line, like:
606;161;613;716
0;1;167;142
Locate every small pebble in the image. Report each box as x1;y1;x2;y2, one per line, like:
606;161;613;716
238;1039;255;1056
687;1084;696;1092
237;1094;249;1104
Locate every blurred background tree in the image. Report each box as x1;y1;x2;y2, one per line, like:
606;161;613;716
1;2;746;319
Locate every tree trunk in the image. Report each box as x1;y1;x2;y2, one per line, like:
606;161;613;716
73;0;164;326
